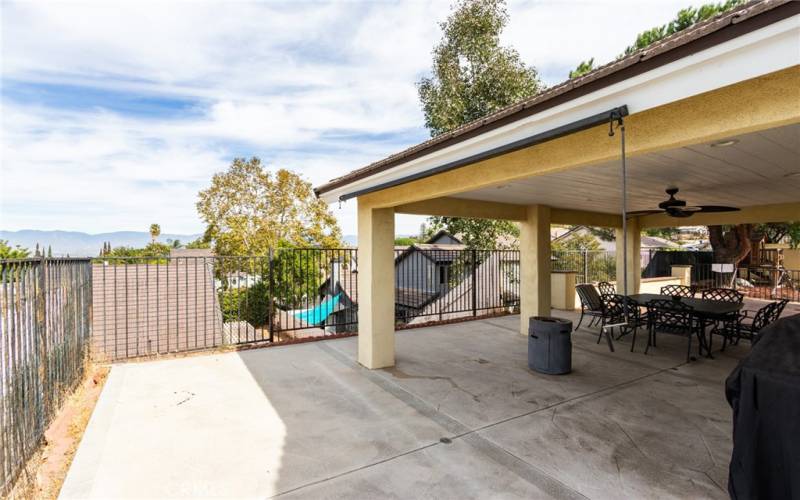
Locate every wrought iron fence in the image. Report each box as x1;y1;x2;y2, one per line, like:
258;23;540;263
693;264;800;302
91;248;521;361
0;258;92;495
551;250;617;284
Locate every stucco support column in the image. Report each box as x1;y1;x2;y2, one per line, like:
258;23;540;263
520;205;551;335
615;218;641;295
357;202;395;369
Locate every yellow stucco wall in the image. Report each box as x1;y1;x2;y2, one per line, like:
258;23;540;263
551;272;577;310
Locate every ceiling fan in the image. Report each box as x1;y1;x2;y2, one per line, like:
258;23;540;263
627;187;740;218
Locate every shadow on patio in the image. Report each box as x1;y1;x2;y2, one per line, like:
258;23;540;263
241;310;745;499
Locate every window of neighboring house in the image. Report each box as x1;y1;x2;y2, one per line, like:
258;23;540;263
439;266;446;286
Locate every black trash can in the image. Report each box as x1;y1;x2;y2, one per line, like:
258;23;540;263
528;316;573;375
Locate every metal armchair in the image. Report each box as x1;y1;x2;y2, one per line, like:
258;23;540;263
645;298;704;362
575;284;603;332
660;284;695;298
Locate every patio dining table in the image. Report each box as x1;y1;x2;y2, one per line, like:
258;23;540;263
627;293;743;357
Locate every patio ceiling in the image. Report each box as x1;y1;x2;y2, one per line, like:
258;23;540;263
449;122;800;215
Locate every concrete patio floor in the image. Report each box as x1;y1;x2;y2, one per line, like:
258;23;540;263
60;310;752;499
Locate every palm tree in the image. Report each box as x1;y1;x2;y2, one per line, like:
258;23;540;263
149;223;161;244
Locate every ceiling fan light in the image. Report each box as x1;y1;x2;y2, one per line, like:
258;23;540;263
710;139;739;148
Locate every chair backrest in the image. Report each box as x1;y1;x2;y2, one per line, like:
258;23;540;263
751;301;779;332
768;299;789;324
576;284;602;311
702;288;744;304
597;281;616;296
647;298;695;329
661;284;695;298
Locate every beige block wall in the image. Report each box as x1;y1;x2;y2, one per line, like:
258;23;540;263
784;249;800;270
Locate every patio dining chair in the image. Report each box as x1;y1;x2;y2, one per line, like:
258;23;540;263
660;284;695;298
701;287;744;304
597;281;616;296
597;293;624;352
700;287;745;332
645;298;705;362
575;284;603;332
713;299;789;349
599;294;647;352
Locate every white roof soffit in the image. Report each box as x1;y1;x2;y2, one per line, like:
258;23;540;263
319;14;800;204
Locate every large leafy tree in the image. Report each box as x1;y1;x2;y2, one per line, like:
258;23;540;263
417;0;541;136
0;240;30;259
417;0;540;248
571;0;744;78
197;157;343;256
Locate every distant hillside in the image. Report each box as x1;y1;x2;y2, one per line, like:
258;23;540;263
0;230;202;257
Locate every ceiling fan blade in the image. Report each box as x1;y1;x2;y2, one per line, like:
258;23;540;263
626;210;664;217
666;207;694;218
694;205;741;213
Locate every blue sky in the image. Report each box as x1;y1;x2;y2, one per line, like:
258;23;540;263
1;0;689;236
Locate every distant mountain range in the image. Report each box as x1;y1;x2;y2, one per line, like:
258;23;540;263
0;230;202;257
0;231;364;257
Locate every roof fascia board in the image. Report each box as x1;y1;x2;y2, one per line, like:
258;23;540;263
319;15;799;204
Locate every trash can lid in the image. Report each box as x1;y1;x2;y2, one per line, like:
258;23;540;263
530;316;571;324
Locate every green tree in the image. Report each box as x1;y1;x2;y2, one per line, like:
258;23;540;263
569;58;595;79
644;227;680;240
572;0;743;77
197;157;342;256
185;237;211;249
417;0;539;247
425;216;519;249
149;223;161;243
417;0;541;136
394;237;419;246
0;240;30;259
787;223;800;249
552;232;601;252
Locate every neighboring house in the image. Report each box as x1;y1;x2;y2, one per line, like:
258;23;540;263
169;248;214;258
319;230;467;331
395;230;466;295
408;251;520;326
553;225;681;252
219;272;260;290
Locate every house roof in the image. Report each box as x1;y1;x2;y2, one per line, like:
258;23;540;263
315;0;796;199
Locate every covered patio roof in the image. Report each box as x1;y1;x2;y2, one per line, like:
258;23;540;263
313;0;800;369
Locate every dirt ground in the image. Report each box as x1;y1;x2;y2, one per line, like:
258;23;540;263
7;365;109;500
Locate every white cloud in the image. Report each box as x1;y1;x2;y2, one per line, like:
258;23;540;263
1;0;690;236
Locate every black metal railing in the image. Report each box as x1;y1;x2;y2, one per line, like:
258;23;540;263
393;248;520;325
90;248;521;361
551;250;618;284
694;264;800;302
0;258;92;495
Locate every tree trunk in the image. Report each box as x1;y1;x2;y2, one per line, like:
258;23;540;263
708;225;753;265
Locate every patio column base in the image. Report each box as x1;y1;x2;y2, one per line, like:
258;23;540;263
357;202;395;369
520;204;552;335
